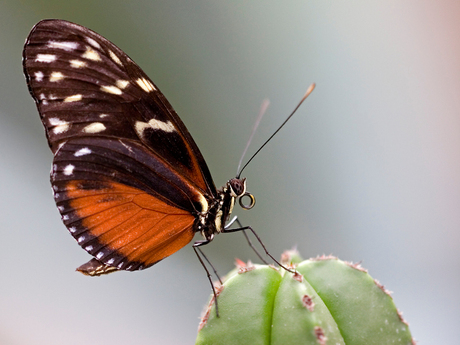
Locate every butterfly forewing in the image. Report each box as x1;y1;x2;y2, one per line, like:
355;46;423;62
23;19;217;273
23;19;215;194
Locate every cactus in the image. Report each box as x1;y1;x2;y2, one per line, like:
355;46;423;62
196;252;414;345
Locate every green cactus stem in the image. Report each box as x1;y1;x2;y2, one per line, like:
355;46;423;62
196;253;414;345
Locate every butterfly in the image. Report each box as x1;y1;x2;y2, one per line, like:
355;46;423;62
23;19;313;281
23;19;260;277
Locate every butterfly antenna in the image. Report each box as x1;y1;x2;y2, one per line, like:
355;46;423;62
236;99;270;176
236;83;316;178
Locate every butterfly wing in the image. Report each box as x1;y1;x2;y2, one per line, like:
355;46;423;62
23;19;216;273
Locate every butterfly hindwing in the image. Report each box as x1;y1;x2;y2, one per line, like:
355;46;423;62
23;19;217;273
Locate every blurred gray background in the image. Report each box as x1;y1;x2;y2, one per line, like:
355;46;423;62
1;1;459;344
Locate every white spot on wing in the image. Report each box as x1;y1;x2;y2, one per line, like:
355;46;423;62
83;122;106;133
100;85;122;95
36;54;56;63
108;50;122;66
49;118;70;134
82;46;101;61
63;164;75;176
198;194;209;213
96;252;104;259
78;236;85;243
99;114;109;118
49;72;64;82
74;147;92;157
49;118;61;126
47;41;78;51
135;119;176;137
69;227;77;233
116;80;129;89
136;77;156;92
85;245;94;251
34;71;44;82
85;37;101;49
70;59;86;68
64;94;82;103
107;258;115;264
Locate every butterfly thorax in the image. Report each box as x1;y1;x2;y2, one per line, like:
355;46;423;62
197;178;248;241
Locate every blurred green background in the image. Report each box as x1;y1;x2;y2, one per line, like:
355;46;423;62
1;1;459;344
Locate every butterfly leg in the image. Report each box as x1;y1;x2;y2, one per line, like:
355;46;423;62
193;243;222;317
193;240;223;284
224;215;238;228
224;216;269;265
222;224;295;274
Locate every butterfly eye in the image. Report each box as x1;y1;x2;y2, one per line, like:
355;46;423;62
239;192;256;210
229;177;246;197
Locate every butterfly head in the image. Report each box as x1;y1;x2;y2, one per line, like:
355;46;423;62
200;178;255;241
228;177;255;210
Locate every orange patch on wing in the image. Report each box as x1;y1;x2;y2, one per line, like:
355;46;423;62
66;180;196;267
